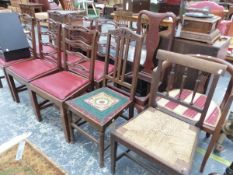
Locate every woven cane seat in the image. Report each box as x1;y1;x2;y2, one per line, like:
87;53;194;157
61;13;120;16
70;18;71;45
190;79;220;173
67;87;131;126
115;107;199;174
157;89;221;128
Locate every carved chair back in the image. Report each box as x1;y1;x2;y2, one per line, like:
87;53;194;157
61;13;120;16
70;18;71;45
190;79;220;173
37;18;62;69
63;25;98;83
149;50;227;128
137;10;177;77
19;13;36;58
103;27;144;100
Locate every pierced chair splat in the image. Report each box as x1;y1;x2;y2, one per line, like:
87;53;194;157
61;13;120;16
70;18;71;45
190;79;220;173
65;27;144;167
28;25;98;142
111;49;227;174
5;18;62;103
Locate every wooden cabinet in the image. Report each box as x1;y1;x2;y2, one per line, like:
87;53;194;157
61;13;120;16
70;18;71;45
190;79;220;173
123;0;150;13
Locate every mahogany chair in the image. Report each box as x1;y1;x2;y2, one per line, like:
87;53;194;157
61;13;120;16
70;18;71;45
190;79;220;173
65;27;144;167
28;26;98;142
111;49;227;174
5;18;62;103
130;10;177;112
0;14;36;96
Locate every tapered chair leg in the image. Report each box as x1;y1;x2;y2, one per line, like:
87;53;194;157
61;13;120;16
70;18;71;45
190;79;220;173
68;110;74;144
111;135;117;174
0;76;3;88
7;74;20;103
129;103;134;119
60;105;71;143
99;129;105;168
29;90;42;121
200;133;221;172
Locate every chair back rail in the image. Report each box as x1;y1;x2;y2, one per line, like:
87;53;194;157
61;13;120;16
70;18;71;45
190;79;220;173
63;25;98;83
19;13;36;58
149;49;227;128
103;27;144;100
37;18;62;69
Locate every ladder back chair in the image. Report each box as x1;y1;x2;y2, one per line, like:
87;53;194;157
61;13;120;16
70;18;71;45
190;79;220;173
5;18;62;103
0;13;36;92
65;27;144;167
111;49;227;174
28;26;98;142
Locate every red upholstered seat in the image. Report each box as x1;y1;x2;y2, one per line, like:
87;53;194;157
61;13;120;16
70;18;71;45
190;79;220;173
69;60;114;81
7;59;57;81
157;89;221;128
31;71;89;100
0;57;31;68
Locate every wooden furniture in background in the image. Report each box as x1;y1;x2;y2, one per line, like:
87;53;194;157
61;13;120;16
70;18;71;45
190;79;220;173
122;0;150;13
111;49;227;174
19;2;43;17
28;26;98;142
65;27;144;167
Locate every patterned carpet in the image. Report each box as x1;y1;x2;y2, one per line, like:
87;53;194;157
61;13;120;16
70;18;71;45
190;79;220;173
0;69;233;175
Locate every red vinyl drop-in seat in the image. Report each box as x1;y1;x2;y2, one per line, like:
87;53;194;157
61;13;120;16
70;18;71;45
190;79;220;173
31;71;89;100
0;58;31;68
7;59;58;81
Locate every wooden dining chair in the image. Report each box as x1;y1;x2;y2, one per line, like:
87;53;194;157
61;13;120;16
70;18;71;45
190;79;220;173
65;27;144;167
111;49;228;174
5;18;62;103
127;10;177;112
28;26;98;142
0;14;35;96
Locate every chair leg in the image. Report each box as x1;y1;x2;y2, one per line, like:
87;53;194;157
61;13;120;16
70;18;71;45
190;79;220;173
129;103;134;119
67;110;74;144
0;76;3;88
99;129;105;168
28;90;42;121
200;133;221;172
7;74;20;103
3;69;16;101
111;134;117;174
60;105;71;143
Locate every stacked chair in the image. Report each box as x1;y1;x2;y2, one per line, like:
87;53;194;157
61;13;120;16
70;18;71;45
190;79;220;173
1;10;233;174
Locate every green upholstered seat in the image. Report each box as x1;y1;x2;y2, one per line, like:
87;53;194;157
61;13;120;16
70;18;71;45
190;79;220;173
68;87;130;125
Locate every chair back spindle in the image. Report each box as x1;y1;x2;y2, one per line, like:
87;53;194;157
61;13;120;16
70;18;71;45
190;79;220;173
103;27;144;100
150;49;227;127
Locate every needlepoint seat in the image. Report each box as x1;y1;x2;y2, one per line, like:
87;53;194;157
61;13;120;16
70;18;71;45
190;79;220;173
67;87;130;126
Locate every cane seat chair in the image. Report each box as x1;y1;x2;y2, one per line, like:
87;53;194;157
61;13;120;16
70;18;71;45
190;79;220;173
65;27;144;167
5;19;62;103
111;50;228;174
28;26;98;142
0;14;36;97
